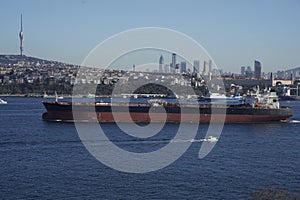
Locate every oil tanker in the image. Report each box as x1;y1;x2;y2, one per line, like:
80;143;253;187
42;91;293;123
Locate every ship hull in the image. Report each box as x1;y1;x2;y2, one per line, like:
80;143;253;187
42;102;293;123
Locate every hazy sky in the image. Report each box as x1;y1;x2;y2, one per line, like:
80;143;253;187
1;0;299;72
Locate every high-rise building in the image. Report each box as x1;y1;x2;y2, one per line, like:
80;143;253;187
246;66;252;78
193;60;200;73
208;59;213;73
19;14;24;56
171;53;176;73
241;66;246;76
159;55;164;73
254;60;261;79
203;61;209;75
180;62;186;73
175;63;180;73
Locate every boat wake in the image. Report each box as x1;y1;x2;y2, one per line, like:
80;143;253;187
171;136;218;143
85;136;219;145
170;139;203;143
290;119;300;123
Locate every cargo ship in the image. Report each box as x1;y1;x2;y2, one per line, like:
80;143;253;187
42;91;293;123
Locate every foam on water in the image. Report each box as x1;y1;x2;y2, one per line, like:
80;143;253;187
290;119;300;123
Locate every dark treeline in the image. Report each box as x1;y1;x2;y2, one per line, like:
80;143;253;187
0;83;72;95
1;82;207;97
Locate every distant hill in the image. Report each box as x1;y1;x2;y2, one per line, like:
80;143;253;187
0;55;78;95
0;54;77;68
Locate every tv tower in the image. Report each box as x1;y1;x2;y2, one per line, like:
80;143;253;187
19;14;24;56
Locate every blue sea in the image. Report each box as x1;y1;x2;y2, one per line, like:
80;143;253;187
0;97;299;199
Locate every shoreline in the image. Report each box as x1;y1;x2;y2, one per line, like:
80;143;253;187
0;94;71;98
0;94;111;98
0;94;27;97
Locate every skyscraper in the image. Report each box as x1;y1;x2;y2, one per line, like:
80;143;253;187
208;59;213;73
241;66;246;76
159;55;164;73
193;60;200;73
254;60;261;79
19;14;24;56
203;61;209;75
180;62;186;73
245;66;252;78
171;53;176;73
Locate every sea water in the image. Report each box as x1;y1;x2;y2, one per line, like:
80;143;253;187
0;97;299;199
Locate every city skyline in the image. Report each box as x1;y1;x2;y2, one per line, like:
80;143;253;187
0;0;300;73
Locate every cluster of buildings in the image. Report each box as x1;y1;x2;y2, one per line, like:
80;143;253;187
155;54;299;85
158;53;190;74
239;60;262;79
1;52;299;95
70;66;195;89
0;55;202;95
226;60;300;83
0;55;78;86
157;53;220;78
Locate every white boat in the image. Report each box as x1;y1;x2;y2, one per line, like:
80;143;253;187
204;136;218;142
0;98;7;104
203;93;243;102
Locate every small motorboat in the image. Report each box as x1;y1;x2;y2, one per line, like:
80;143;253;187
204;136;218;142
0;98;7;104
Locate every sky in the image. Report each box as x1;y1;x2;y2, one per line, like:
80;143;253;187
0;0;300;73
